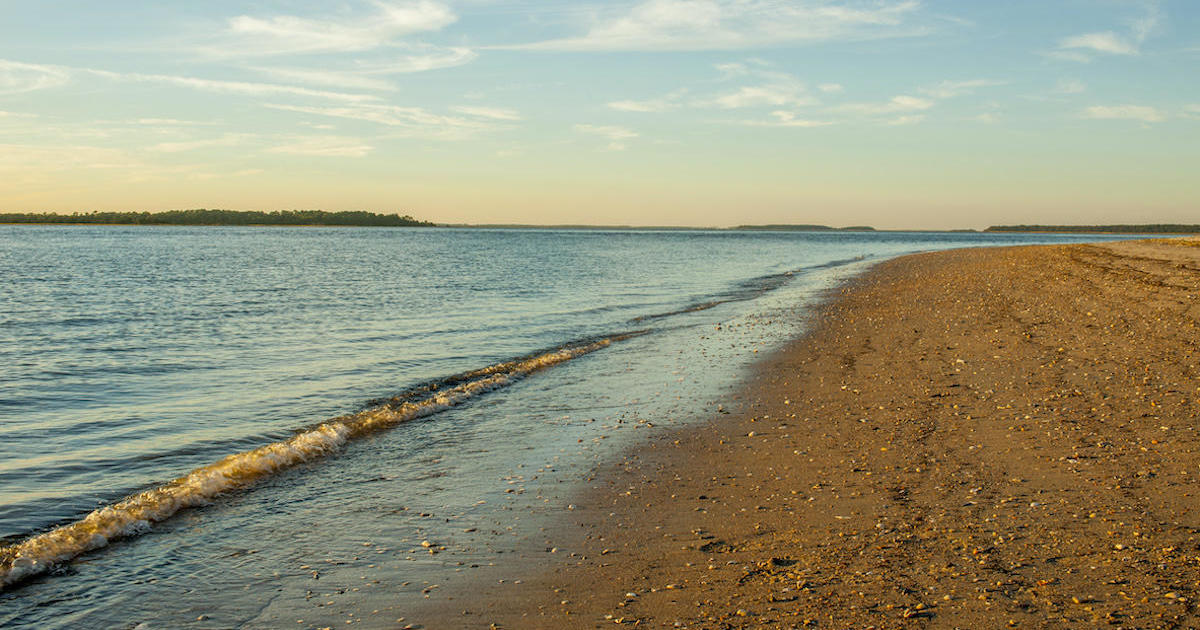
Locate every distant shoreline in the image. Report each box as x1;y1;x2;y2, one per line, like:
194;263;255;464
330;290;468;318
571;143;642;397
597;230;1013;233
0;210;434;228
435;224;1200;234
984;224;1200;235
2;214;1197;235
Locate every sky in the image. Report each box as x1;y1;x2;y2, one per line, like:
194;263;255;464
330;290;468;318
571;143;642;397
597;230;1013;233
0;0;1197;229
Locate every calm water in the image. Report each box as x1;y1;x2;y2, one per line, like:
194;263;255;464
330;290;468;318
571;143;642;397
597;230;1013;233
0;226;1127;627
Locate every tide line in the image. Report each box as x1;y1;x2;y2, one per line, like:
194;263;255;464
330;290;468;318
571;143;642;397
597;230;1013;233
0;335;627;590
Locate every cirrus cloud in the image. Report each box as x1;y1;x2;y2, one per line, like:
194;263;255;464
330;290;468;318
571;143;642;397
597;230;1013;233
0;59;70;94
574;124;639;151
216;1;457;57
835;95;933;115
265;136;374;158
507;0;925;52
450;105;521;121
263;102;513;139
247;47;478;92
85;68;380;103
1052;7;1159;62
608;89;689;113
918;79;1004;99
1082;105;1165;123
1059;31;1139;56
743;110;833;127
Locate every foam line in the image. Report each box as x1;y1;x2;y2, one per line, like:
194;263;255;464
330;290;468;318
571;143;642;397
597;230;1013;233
0;337;620;590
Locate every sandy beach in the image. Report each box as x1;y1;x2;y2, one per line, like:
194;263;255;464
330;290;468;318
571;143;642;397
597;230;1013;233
430;239;1200;629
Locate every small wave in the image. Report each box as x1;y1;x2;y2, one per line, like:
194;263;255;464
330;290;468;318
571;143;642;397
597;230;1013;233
629;299;728;323
0;336;624;590
806;255;869;270
629;268;804;324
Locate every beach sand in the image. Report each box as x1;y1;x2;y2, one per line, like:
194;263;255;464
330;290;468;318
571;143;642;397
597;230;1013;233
428;239;1200;629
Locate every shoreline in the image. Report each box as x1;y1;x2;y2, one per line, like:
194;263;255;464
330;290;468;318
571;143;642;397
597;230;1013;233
421;239;1200;628
5;221;1198;236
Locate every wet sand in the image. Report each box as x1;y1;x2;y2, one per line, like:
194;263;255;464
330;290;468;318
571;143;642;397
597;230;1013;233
430;239;1200;628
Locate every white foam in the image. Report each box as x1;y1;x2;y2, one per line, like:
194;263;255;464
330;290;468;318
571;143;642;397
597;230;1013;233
0;338;612;589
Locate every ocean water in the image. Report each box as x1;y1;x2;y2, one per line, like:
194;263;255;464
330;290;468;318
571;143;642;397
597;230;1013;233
0;226;1127;627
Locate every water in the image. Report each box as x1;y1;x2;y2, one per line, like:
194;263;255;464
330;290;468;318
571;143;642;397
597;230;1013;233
0;226;1127;627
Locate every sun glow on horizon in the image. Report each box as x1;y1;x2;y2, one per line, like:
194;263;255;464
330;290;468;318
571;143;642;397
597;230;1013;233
0;1;1197;229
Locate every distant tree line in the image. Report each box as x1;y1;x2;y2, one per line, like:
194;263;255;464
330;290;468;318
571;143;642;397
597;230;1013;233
733;224;876;231
986;224;1200;234
0;209;436;227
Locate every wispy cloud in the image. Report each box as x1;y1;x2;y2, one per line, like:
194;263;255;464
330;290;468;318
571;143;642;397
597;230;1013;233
136;118;219;126
86;69;379;103
247;47;477;91
886;114;924;125
507;0;926;52
0;59;70;94
609;66;994;129
449;105;521;121
0;143;142;172
715;61;752;78
608;89;689;112
835;95;933;115
4;60;382;103
1082;104;1166;123
362;47;477;73
707;64;812;109
0;110;38;119
574;124;639;151
266;136;374;158
918;79;1004;99
1054;79;1087;94
611;65;812;113
1183;104;1200;119
210;1;457;57
742;110;833;127
709;84;813;109
263;103;506;139
186;168;267;181
819;92;942;125
147;134;250;153
177;3;476;94
246;67;399;92
1053;6;1160;61
1060;32;1139;56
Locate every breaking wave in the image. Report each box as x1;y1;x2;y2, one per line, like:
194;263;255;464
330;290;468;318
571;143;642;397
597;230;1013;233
0;335;631;590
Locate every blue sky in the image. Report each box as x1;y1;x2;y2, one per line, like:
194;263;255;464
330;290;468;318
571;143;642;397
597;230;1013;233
1;1;1197;228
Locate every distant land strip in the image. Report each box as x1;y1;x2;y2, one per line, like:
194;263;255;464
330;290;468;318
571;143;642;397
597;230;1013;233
732;224;876;231
986;224;1200;234
0;209;435;227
